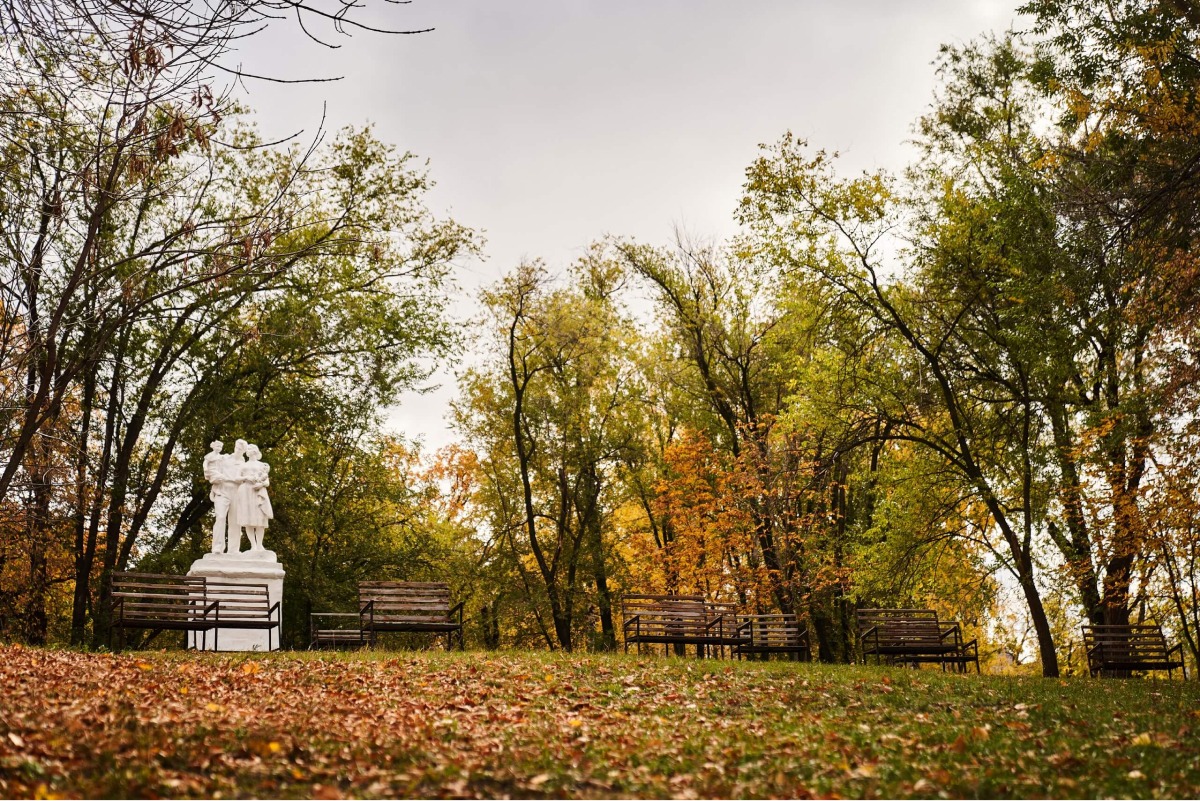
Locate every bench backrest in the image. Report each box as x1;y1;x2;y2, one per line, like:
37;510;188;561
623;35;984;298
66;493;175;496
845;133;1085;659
741;613;806;647
706;601;741;622
112;572;209;623
1083;624;1173;659
621;594;709;633
207;581;273;621
359;581;452;624
857;608;945;644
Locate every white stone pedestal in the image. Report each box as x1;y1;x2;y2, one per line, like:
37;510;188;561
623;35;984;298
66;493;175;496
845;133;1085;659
187;550;285;651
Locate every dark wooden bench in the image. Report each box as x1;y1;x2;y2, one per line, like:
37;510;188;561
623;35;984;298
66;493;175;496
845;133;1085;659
705;600;750;658
735;613;811;661
359;581;464;649
621;594;744;657
206;581;281;651
111;572;216;651
310;612;371;650
857;608;979;672
1083;624;1187;678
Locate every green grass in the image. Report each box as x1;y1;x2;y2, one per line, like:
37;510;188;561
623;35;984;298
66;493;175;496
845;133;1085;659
1;645;1198;798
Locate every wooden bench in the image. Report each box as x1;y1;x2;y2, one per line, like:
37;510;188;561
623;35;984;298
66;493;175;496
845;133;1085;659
857;608;979;672
621;594;744;657
111;572;216;651
704;600;749;658
359;581;464;649
206;581;281;651
1083;624;1187;679
735;613;811;661
310;612;371;650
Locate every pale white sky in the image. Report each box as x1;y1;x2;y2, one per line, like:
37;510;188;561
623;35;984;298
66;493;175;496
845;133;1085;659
236;1;1023;452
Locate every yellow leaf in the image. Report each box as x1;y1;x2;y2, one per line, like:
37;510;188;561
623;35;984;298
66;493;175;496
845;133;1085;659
137;662;153;671
268;741;282;753
1132;732;1152;747
241;662;261;675
567;718;583;728
205;702;222;712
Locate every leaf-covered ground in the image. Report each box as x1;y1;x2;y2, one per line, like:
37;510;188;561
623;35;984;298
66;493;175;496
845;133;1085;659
1;645;1199;799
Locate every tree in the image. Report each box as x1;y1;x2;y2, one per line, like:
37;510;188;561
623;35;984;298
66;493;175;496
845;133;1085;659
739;133;1063;675
456;254;643;651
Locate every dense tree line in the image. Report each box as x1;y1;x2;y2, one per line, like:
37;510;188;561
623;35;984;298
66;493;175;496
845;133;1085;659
452;0;1200;677
4;0;1200;679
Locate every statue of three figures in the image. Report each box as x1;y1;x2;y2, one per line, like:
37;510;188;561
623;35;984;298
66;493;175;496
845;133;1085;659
203;439;273;554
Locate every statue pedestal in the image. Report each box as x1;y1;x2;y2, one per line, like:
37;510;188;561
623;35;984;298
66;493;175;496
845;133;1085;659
187;550;285;651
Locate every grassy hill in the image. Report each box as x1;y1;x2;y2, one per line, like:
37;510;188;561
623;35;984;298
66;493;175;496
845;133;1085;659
1;646;1198;798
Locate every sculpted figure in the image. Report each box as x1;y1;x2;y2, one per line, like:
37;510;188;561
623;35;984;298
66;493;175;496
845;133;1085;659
236;443;273;552
203;439;245;554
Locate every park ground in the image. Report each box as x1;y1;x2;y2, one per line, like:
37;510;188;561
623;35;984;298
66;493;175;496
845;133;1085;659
1;645;1198;799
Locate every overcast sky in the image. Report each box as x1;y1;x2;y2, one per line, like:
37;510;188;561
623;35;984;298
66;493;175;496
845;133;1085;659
236;0;1024;452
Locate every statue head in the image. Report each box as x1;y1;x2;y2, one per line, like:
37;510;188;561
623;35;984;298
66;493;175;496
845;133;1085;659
209;440;223;452
234;438;248;455
245;444;262;461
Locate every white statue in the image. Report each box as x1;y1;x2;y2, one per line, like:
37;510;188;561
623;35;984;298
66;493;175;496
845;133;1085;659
203;439;245;554
236;443;273;552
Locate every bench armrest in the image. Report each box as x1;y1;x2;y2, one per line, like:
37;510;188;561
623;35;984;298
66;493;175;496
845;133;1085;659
623;614;641;631
858;624;878;641
939;623;962;642
359;599;375;629
449;601;464;624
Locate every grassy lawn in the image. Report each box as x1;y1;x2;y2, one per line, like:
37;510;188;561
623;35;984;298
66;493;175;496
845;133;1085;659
1;645;1198;798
